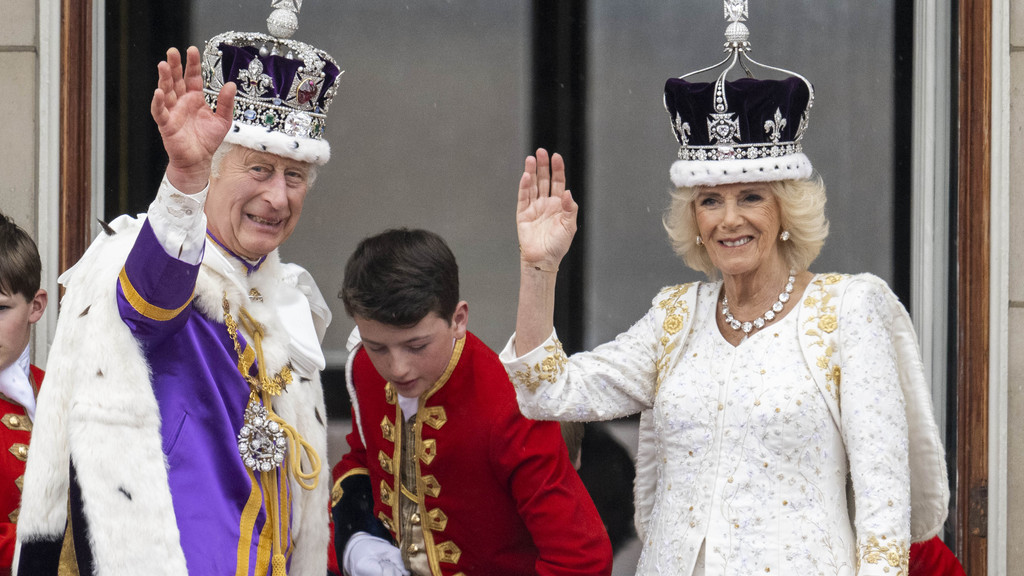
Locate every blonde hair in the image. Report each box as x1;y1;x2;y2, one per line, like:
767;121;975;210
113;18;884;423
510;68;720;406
663;177;829;277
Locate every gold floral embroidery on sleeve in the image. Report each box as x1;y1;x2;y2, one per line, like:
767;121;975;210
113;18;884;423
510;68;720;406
654;283;693;396
510;338;568;393
858;534;909;575
801;274;845;400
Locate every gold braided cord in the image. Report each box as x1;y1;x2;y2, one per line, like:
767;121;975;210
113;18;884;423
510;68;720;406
262;389;322;491
220;294;324;574
223;297;292;395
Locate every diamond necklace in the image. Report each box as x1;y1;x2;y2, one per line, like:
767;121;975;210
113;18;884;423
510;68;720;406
721;270;796;334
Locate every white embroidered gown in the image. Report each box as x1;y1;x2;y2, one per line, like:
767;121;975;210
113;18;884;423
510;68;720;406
500;277;911;576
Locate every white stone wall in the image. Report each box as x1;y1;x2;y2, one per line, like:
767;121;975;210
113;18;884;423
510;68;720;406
0;0;38;237
1010;0;1024;571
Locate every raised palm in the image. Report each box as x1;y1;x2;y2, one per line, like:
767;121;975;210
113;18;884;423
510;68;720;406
150;46;236;192
516;149;578;269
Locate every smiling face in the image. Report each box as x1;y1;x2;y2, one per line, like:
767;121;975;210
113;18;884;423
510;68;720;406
205;147;312;260
355;303;469;399
694;182;786;280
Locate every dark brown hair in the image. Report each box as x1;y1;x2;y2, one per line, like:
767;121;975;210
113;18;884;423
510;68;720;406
0;211;41;301
340;228;459;326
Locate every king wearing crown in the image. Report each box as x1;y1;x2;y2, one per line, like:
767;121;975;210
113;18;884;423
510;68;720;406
15;3;338;575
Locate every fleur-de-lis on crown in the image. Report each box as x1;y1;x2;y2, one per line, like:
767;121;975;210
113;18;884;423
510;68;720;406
672;115;691;146
794;112;810;142
237;58;273;98
764;108;787;143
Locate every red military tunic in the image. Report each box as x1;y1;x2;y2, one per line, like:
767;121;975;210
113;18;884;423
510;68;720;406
909;536;965;576
0;365;41;576
332;332;611;576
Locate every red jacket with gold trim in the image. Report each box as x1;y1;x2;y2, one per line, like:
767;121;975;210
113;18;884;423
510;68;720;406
332;332;611;576
0;365;41;576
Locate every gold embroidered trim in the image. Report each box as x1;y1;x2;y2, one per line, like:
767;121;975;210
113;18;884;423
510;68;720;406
859;534;909;575
654;284;694;396
335;467;370;485
426;508;448;531
15;475;23;491
385;383;397;405
381;416;396;442
118;267;194;321
400;484;420;503
377;511;394;532
420;438;437;465
420;406;447;430
59;499;79;574
8;508;18;523
9;443;27;461
418;337;465;404
2;413;31;432
380;480;394;506
801;274;844;401
434;540;462;564
330;477;343;506
379;451;394;475
420;475;441;498
509;337;568;393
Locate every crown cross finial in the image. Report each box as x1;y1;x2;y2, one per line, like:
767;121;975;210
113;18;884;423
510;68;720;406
723;0;751;48
724;0;748;23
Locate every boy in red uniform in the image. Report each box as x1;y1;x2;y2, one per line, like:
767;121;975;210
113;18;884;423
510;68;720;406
0;212;47;576
330;228;611;576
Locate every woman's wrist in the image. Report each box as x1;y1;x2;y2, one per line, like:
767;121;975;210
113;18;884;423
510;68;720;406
520;258;559;274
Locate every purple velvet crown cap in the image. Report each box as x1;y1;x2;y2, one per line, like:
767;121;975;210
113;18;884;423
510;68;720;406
202;29;342;166
664;75;814;187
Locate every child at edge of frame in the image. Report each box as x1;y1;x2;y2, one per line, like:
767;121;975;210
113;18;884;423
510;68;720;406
0;212;48;576
327;227;612;576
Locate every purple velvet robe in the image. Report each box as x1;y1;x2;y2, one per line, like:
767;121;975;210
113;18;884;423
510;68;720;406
116;220;290;575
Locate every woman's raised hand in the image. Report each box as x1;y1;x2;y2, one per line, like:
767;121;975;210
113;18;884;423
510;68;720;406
516;149;578;272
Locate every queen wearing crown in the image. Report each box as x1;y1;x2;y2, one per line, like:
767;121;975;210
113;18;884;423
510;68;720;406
500;2;949;574
15;3;339;575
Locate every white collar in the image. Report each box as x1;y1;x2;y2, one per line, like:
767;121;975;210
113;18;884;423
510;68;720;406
0;345;36;420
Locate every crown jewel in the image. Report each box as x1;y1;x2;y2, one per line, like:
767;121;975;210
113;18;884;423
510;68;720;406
664;0;815;187
202;0;341;165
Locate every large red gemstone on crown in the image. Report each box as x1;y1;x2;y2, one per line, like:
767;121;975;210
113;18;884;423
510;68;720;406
297;79;317;105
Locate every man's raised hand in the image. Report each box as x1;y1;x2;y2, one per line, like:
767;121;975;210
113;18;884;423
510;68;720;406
150;46;236;193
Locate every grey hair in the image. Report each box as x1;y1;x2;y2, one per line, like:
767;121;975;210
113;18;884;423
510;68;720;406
663;177;829;277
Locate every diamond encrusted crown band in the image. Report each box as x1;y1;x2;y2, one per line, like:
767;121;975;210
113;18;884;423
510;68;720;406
202;31;339;143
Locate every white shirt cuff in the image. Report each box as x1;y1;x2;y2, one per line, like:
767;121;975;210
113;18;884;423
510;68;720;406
147;174;208;265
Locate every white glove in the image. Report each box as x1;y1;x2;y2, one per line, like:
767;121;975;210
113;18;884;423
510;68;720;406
343;532;410;576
